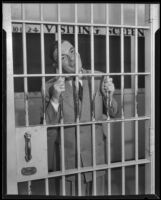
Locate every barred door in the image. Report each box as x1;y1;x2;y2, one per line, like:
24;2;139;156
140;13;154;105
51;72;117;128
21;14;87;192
4;3;159;196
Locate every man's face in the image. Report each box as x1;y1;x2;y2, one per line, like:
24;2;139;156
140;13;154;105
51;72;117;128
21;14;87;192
53;41;82;73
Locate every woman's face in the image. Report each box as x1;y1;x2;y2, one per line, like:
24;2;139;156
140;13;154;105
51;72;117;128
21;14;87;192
53;41;82;73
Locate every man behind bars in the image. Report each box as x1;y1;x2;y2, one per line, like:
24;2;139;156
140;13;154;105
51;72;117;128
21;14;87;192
41;40;118;195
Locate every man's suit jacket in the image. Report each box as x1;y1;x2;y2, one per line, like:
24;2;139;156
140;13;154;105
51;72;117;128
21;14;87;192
43;69;118;182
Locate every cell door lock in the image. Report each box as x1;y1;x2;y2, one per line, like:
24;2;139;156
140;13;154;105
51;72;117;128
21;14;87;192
24;132;32;162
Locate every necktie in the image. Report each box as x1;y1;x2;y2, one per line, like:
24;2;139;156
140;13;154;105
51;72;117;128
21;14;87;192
73;78;83;102
79;82;83;102
73;79;83;119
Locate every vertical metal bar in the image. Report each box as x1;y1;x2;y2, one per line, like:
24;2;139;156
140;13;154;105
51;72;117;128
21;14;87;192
58;4;62;74
93;170;96;196
144;4;156;194
121;119;125;195
58;3;65;195
74;4;78;75
120;4;124;119
105;4;110;121
4;3;18;194
22;4;30;193
134;4;139;195
108;168;111;195
120;4;125;195
134;7;138;119
78;173;81;196
135;4;138;27
22;4;29;127
90;4;94;74
28;181;32;195
105;4;109;76
45;178;49;195
121;118;125;195
40;4;46;125
106;4;111;196
40;6;49;194
92;122;96;195
90;4;96;196
135;165;139;195
74;3;81;196
149;5;156;193
122;167;125;195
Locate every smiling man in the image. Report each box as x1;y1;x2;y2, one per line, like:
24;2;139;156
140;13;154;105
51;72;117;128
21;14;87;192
41;40;118;196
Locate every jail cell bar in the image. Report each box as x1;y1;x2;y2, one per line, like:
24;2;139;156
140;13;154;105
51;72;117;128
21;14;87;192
120;4;126;195
40;4;50;195
40;4;46;128
22;4;29;127
134;5;139;194
105;4;112;195
74;4;82;196
11;3;153;196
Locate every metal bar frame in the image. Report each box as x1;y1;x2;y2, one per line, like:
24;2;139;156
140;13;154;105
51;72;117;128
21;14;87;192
105;4;112;195
120;4;126;195
7;3;156;196
57;3;66;195
146;4;156;194
21;117;151;129
90;4;97;196
22;4;31;195
134;4;139;195
40;4;46;127
11;19;150;29
17;159;151;182
40;4;49;195
13;72;151;77
22;4;29;127
74;4;82;196
3;3;18;194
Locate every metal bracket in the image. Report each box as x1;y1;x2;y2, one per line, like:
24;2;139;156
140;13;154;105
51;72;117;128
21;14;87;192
24;132;32;162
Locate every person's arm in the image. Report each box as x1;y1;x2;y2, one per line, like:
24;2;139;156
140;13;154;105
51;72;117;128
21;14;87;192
103;96;118;118
40;82;61;124
101;76;118;118
108;97;118;117
46;101;61;125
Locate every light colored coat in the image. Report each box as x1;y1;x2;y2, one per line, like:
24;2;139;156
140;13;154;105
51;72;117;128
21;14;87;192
43;69;118;182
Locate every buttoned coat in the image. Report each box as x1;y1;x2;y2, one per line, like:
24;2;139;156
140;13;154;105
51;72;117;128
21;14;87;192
43;69;118;182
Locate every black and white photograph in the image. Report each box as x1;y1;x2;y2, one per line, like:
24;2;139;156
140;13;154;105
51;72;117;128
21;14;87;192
2;2;160;198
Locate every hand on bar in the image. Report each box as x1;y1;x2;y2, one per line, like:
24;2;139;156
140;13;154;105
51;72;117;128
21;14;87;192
51;76;65;103
101;76;115;106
